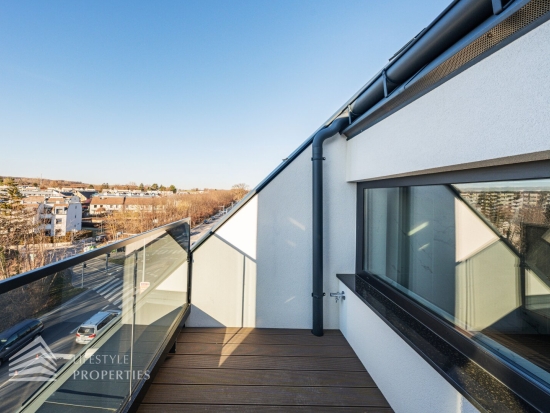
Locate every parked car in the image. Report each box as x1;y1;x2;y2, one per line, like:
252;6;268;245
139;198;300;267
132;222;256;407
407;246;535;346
95;235;107;243
75;310;120;345
0;319;44;366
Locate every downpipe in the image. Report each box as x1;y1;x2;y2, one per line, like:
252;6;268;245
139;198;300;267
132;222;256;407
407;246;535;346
311;116;349;337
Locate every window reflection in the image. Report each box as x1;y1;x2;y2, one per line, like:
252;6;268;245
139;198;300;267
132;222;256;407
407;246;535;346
364;179;550;386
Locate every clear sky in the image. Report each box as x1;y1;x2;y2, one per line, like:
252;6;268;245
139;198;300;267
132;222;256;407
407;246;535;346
1;0;450;189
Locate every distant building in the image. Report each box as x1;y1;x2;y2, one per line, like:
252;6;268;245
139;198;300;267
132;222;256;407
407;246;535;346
74;190;97;202
90;197;125;215
124;197;156;212
22;195;82;237
89;196;163;215
20;189;63;198
74;190;97;215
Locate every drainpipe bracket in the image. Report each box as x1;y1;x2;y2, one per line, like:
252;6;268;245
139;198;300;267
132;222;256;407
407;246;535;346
312;292;326;299
311;157;326;161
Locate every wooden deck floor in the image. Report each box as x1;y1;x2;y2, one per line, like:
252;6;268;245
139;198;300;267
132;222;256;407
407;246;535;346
138;327;393;412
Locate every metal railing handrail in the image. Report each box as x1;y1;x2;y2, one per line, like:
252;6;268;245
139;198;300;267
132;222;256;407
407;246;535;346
0;218;190;295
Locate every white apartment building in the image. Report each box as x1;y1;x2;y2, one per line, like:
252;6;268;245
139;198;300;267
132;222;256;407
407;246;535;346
23;195;83;236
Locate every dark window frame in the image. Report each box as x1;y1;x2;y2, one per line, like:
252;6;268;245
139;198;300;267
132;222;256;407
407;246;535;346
355;159;550;412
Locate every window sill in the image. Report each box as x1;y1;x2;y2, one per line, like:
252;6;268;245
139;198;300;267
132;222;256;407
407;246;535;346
337;273;550;413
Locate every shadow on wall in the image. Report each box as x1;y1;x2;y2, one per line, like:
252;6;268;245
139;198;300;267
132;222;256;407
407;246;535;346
187;233;257;328
188;304;226;328
187;179;314;329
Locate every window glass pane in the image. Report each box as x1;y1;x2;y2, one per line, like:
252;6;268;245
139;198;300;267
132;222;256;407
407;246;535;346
363;179;550;386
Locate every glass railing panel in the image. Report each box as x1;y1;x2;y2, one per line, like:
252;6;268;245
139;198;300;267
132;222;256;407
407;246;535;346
0;219;189;413
129;228;189;395
0;254;120;411
30;252;135;413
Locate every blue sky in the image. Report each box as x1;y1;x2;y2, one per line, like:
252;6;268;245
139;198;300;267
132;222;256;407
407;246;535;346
1;0;450;189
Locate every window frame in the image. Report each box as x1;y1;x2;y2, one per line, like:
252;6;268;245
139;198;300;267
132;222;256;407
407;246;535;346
355;159;550;411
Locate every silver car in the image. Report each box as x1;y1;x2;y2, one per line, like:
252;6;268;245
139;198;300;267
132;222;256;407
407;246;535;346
75;310;120;344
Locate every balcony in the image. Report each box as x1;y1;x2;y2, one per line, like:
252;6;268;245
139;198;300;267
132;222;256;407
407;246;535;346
0;218;392;413
138;328;391;412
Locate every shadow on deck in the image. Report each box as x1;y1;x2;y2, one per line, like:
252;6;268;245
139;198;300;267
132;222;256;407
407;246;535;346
138;327;393;412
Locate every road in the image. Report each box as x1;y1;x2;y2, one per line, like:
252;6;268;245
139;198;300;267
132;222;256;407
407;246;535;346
190;211;229;245
0;253;126;412
0;286;122;412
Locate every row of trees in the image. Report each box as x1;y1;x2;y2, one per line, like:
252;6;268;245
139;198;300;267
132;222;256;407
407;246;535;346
0;183;250;278
0;176;86;190
94;182;177;192
1;176;237;195
0;176;176;192
102;185;249;238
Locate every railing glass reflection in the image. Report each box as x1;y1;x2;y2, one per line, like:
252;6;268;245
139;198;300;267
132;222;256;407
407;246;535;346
0;219;190;413
363;179;550;388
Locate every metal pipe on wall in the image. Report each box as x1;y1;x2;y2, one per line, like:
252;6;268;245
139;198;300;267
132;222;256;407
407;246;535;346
311;116;349;337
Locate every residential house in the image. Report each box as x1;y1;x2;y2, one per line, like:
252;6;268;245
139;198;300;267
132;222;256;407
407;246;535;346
89;196;125;215
22;195;82;236
74;190;98;202
74;190;97;216
124;197;157;212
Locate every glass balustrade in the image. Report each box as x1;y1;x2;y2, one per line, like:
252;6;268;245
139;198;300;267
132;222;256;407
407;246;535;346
0;219;190;413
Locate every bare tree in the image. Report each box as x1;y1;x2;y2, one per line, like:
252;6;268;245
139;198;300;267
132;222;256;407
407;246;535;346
0;183;52;278
101;188;248;240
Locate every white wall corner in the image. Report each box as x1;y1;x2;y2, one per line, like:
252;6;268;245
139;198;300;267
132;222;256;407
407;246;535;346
339;280;479;413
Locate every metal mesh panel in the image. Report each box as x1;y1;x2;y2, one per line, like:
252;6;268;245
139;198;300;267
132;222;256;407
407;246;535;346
353;0;550;135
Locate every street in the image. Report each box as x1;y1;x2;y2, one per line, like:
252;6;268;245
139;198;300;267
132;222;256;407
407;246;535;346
190;211;228;245
0;286;121;412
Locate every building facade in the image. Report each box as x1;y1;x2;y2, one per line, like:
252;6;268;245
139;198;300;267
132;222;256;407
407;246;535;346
89;196;125;215
24;195;83;236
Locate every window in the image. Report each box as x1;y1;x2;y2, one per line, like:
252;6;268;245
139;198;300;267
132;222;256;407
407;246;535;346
55;219;62;224
362;178;550;388
18;326;30;338
4;334;18;348
78;327;93;334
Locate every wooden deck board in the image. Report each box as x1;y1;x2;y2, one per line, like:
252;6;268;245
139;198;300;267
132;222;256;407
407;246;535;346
181;327;342;335
138;327;393;412
142;384;389;406
161;354;367;371
177;332;349;346
138;405;393;412
153;368;378;387
176;342;357;357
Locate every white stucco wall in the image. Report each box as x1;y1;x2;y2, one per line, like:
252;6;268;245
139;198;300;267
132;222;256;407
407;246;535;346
254;148;312;328
347;18;550;182
339;280;479;413
188;133;356;329
66;203;82;233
